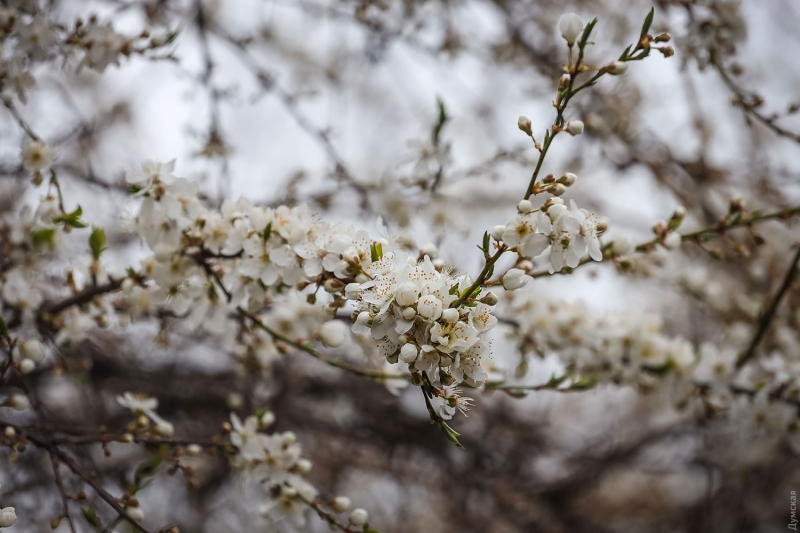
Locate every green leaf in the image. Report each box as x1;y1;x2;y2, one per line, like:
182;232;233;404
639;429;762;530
482;231;490;252
438;420;464;448
261;222;272;242
128;183;144;194
545;373;569;389
578;18;598;48
134;452;164;486
370;242;383;262
31;228;56;247
640;7;655;40
431;97;449;145
89;227;107;260
570;376;598;390
619;44;633;61
54;205;87;229
645;359;675;376
80;507;103;530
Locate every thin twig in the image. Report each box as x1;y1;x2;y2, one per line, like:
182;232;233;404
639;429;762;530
736;245;800;367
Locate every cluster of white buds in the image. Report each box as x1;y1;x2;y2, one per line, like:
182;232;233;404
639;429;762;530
496;198;607;273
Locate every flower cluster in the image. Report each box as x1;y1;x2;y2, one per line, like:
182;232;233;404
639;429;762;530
506;290;800;434
350;252;496;388
120;162;499;412
495;197;607;273
229;413;370;529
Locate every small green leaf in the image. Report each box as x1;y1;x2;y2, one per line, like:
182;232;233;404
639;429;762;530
640;7;655;40
431;97;449;145
54;205;87;228
570;376;598;390
80;507;103;530
482;231;490;252
31;228;56;247
134;452;164;486
370;242;383;262
89;227;107;259
578;18;598;48
619;44;633;61
438;420;464;448
261;222;272;242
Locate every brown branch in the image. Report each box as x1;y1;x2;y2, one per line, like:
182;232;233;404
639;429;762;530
736;245;800;368
49;452;78;533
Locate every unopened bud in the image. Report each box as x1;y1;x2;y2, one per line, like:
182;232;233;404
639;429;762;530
548;183;566;196
517;116;532;136
565;120;584;136
517;199;533;213
558;73;571;91
654;32;671;43
480;292;499;306
332;496;352;513
657;46;674;58
557;172;577;186
605;61;628;76
492;225;506;241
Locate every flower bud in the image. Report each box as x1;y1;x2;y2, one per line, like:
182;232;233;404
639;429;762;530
349;508;369;526
673;206;686;219
612;236;633;256
342;247;359;263
442;308;459;323
558;13;584;45
417;295;443;320
259;410;276;428
399;343;418;363
596;217;609;233
19;339;45;363
565;120;584;136
654;32;671;43
395;282;419;307
480;292;499;306
126;506;144;522
605;61;628;76
323;278;345;293
332;496;352;513
281;431;297;446
418;242;437;258
502;268;530;291
0;507;16;528
186;444;202;456
319;320;348;347
492;225;506;241
155;421;174;437
402;307;417;320
7;394;29;411
19;359;35;375
517;199;533;214
664;232;682;250
558;73;571;90
557;173;577;186
4;427;15;438
548;183;566;196
517;116;532;136
296;459;312;474
657;46;674;58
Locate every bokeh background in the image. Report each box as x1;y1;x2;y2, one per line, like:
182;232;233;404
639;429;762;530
2;0;800;531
